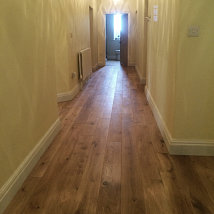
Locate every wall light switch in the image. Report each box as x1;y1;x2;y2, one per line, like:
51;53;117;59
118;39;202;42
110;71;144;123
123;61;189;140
188;25;200;37
153;5;158;22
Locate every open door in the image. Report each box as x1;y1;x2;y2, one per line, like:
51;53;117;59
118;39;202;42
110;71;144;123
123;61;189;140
120;14;128;66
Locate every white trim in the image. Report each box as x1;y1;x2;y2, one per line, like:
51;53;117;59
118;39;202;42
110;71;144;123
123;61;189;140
0;119;61;214
169;140;214;156
145;86;214;156
57;84;80;103
135;65;146;84
145;86;171;151
98;62;105;67
92;64;99;72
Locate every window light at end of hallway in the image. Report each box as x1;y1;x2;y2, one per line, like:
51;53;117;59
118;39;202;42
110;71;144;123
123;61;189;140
113;0;120;4
114;14;121;40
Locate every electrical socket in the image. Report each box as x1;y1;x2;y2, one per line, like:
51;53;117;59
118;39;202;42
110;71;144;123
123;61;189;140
188;25;200;37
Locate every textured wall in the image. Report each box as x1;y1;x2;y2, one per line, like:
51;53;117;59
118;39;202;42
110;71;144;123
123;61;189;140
97;0;137;66
0;0;98;192
174;0;214;139
135;0;146;79
55;0;98;94
146;0;178;135
141;0;214;141
0;0;59;189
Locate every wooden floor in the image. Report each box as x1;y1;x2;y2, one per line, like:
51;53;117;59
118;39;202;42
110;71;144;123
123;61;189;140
5;62;214;214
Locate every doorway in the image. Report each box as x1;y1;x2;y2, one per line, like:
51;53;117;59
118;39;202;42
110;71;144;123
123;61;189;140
105;13;128;66
89;6;93;67
144;0;149;78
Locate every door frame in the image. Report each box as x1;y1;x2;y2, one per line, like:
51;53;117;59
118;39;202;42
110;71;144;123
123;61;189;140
120;13;128;66
144;0;149;83
89;6;94;67
104;12;130;66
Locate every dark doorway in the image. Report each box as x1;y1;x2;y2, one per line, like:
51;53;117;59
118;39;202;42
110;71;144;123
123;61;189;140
105;13;128;66
106;14;121;62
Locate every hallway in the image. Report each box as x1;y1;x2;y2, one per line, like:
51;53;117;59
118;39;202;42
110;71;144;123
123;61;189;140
4;63;214;214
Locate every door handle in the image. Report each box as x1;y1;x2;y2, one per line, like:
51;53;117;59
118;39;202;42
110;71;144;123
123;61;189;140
144;16;151;21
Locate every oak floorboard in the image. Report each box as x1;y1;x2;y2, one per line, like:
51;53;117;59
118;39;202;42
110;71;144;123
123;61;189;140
96;141;121;214
170;156;214;214
190;157;214;205
4;61;214;214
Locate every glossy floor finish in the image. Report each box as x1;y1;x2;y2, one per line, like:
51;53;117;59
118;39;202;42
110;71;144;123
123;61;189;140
5;62;214;214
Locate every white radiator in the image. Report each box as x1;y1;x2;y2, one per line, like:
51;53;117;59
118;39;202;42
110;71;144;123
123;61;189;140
78;48;92;81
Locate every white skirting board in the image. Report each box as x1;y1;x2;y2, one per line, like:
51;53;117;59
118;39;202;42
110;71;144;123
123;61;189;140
135;65;146;85
145;86;214;156
98;62;105;68
0;119;61;214
92;64;99;72
57;84;80;103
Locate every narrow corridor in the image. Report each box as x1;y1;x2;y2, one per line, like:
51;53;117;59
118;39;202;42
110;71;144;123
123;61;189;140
5;63;214;214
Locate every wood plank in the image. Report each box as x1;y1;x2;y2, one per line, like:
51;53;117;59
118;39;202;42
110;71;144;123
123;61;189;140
158;153;196;214
191;157;214;205
170;156;214;214
22;135;93;214
107;113;122;142
96;141;121;214
4;61;214;214
70;137;107;213
121;120;146;214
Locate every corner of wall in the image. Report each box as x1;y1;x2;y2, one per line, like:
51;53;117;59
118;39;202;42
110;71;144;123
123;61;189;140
57;83;81;103
135;65;146;84
0;119;61;214
145;86;214;156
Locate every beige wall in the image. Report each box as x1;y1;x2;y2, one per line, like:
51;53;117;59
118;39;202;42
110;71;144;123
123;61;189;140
97;0;137;66
174;0;214;140
138;0;214;144
146;0;178;135
56;0;138;93
1;0;213;196
0;0;100;190
91;2;99;68
55;0;98;94
136;0;146;79
0;0;59;189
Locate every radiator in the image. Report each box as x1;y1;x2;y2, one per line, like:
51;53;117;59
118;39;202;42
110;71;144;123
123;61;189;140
78;48;92;81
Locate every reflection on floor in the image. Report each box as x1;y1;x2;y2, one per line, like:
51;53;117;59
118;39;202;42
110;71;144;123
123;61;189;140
5;63;214;214
106;60;120;66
